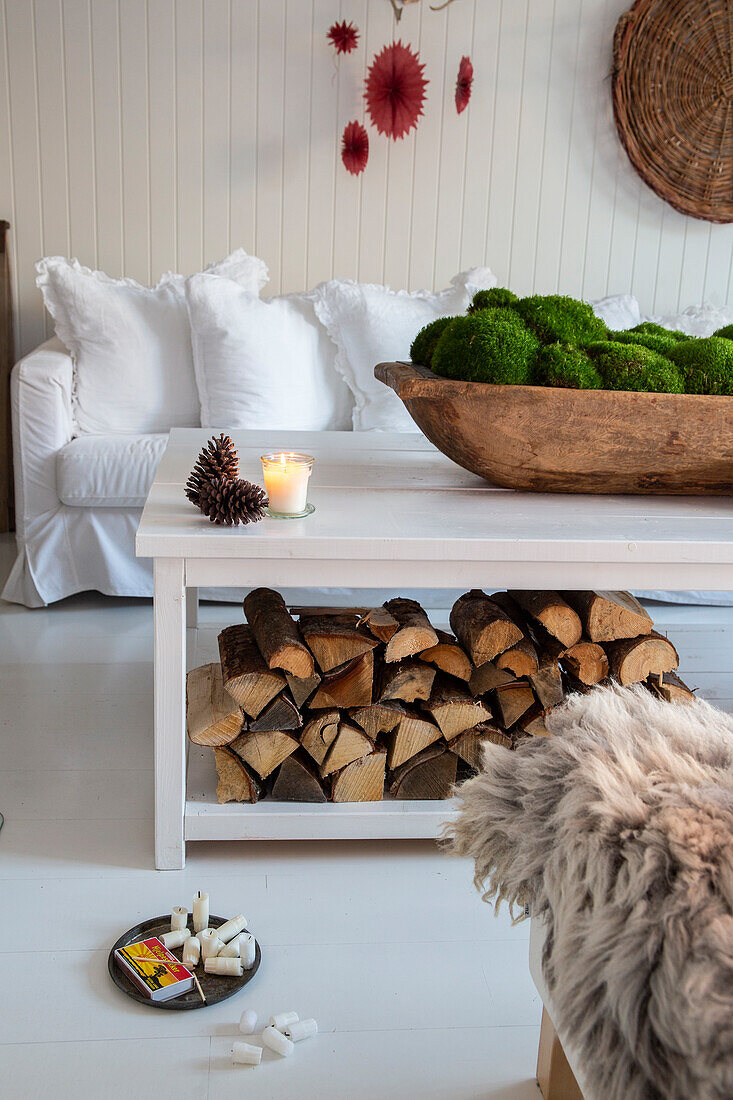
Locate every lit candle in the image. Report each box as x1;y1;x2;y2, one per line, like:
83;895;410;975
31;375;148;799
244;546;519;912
204;956;242;977
260;452;314;517
193;891;209;933
171;906;188;932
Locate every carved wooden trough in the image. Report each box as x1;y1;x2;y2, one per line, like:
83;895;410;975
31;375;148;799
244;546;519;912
375;361;733;495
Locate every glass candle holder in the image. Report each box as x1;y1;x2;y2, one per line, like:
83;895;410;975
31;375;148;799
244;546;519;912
260;452;315;518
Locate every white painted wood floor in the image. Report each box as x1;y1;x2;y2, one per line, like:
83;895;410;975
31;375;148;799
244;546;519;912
1;532;732;1100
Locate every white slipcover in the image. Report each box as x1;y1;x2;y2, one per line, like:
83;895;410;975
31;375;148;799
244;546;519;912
57;434;167;508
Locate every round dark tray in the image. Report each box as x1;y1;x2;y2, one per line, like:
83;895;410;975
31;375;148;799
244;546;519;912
108;914;261;1010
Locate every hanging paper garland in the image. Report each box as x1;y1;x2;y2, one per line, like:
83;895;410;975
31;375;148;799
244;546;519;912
341;121;370;175
455;55;473;114
364;40;428;140
327;20;360;54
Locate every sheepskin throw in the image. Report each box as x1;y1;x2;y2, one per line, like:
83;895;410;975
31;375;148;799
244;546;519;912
445;685;733;1100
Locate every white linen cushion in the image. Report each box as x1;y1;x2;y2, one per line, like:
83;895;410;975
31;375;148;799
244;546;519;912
312;269;497;431
591;293;641;331
56;434;168;507
645;303;733;337
36;250;269;435
186;274;354;431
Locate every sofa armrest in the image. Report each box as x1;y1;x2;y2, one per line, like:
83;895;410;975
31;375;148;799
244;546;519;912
11;337;74;539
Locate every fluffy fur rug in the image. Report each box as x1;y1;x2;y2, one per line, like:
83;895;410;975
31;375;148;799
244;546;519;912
444;684;733;1100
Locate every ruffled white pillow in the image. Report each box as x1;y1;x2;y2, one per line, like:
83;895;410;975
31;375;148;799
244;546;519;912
646;303;733;337
36;250;269;434
312;270;496;431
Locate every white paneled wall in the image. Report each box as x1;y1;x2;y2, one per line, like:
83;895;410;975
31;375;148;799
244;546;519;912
2;0;733;357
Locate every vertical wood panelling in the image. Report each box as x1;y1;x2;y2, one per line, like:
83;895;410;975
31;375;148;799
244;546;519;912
3;0;733;358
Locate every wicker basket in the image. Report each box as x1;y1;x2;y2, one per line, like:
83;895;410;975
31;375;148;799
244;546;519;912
613;0;733;223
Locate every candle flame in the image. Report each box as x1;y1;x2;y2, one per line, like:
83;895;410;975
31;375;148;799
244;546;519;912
280;453;287;468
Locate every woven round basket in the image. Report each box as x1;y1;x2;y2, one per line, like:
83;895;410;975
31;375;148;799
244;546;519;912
613;0;733;223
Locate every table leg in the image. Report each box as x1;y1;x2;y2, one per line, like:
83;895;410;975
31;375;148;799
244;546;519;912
186;586;199;630
154;558;186;869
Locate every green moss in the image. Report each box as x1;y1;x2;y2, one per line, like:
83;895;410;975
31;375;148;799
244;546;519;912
713;324;733;341
667;337;733;395
512;294;608;346
534;344;602;389
630;321;687;341
589;342;683;393
431;309;539;385
468;287;519;313
611;329;680;356
410;317;456;367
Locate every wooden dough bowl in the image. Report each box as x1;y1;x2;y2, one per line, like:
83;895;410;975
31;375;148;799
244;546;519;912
375;361;733;495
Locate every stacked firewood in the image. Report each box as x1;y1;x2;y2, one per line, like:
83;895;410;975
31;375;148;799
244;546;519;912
186;588;692;805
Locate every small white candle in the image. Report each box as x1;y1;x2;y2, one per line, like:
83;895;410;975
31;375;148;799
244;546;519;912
261;452;314;516
284;1018;318;1043
182;936;200;969
232;1041;261;1066
240;932;256;969
199;928;224;960
219;934;245;959
261;1026;294;1057
270;1011;299;1030
239;1008;258;1034
160;928;191;950
216;914;248;943
204;956;242;977
170;906;188;932
193;892;209;933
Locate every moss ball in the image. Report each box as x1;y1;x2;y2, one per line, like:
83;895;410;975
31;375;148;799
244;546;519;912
611;329;680;356
512;294;608;346
590;342;683;394
410;317;456;367
630;321;687;341
713;323;733;341
667;336;733;395
534;344;602;389
431;309;539;385
468;287;519;313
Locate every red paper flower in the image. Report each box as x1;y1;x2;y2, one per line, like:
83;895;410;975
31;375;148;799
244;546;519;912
341;120;369;175
327;20;359;55
364;40;428;140
455;55;473;114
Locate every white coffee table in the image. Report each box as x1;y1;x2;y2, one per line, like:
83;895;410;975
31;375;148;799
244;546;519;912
137;428;733;868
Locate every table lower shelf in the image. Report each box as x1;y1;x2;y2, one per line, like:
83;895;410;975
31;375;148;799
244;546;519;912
186;745;457;842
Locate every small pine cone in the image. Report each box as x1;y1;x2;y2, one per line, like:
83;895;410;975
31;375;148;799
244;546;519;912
185;434;239;507
198;477;269;526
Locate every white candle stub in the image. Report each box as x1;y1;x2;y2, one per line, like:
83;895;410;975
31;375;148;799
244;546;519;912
193;891;209;933
261;452;314;516
232;1041;261;1066
170;906;188;932
216;914;248;944
204;956;242;977
160;928;191;950
199;929;224;960
219;934;245;959
261;1026;294;1057
182;936;200;969
240;933;256;969
284;1018;318;1043
239;1008;258;1034
270;1011;299;1030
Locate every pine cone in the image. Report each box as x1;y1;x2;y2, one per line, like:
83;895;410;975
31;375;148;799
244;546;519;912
198;477;269;526
185;434;239;507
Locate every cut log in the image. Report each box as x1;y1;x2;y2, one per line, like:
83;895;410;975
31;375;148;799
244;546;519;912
379;658;436;705
214;747;264;803
469;660;515;696
496;636;539;678
389;744;457;800
349;702;404;739
561;591;653;642
186;663;244;746
507;591;582;648
561;641;609;686
419;630;472;682
493;680;536;728
450;590;523;665
331;749;386;802
647;670;696;706
300;709;340;766
229;729;299;779
299;613;377;673
218;624;286;718
606;630;679;686
249;692;302;732
269;750;327;802
320;722;374;777
530;642;565;709
309;650;374;709
360;606;400;643
386;712;442;769
285;670;321;709
423;675;492;740
451;722;511;768
517;704;552;738
243;587;314;678
383;598;439;662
